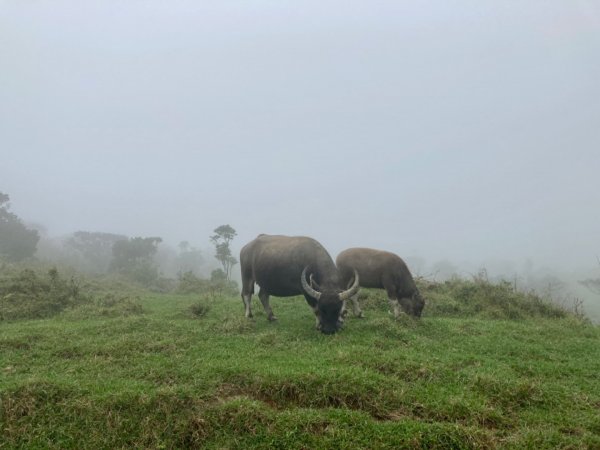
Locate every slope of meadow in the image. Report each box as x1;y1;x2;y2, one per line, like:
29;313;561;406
1;271;599;449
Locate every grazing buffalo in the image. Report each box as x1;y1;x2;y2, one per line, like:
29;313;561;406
336;247;424;319
240;234;359;334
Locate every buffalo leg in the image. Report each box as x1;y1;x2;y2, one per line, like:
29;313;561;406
242;268;254;319
303;294;321;330
312;308;321;329
347;294;364;318
383;279;403;319
241;276;255;319
389;300;404;319
342;278;364;318
258;289;277;321
242;293;253;318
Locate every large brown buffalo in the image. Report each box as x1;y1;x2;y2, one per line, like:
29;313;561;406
336;247;424;319
240;234;359;334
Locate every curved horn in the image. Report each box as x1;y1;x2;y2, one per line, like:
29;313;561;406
309;273;321;290
301;266;321;300
339;270;360;301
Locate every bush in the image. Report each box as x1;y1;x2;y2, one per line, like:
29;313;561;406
417;275;572;320
177;271;238;297
0;267;147;321
177;271;209;294
0;267;89;321
119;260;159;286
148;277;178;294
188;301;210;318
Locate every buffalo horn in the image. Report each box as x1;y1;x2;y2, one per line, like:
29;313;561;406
339;270;360;301
301;266;322;300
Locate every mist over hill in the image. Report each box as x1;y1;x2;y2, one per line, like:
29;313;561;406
2;1;599;317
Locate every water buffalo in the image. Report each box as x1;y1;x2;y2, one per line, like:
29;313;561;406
240;234;359;334
336;247;424;319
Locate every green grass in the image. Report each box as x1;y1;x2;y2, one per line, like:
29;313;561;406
1;287;599;449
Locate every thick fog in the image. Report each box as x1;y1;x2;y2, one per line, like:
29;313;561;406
2;1;600;313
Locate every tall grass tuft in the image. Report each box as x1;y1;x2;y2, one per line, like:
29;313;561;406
188;300;211;318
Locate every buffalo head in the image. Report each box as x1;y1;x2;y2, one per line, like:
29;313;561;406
301;266;359;334
398;290;425;318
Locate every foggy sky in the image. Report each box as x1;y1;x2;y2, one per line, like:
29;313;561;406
2;1;600;272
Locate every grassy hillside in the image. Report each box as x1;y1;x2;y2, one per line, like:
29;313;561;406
1;271;599;449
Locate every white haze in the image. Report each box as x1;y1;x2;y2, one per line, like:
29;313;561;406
1;1;600;315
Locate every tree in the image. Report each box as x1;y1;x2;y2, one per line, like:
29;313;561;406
211;268;227;282
65;231;128;273
109;236;163;285
210;224;237;280
0;192;40;262
175;241;204;276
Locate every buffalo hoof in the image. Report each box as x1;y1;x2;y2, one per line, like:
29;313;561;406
356;312;365;319
268;315;278;322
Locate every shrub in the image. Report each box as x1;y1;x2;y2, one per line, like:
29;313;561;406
177;271;238;297
417;276;572;320
177;271;209;294
188;301;210;318
0;267;89;320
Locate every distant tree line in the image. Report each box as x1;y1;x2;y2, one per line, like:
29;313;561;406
0;191;240;288
0;192;39;262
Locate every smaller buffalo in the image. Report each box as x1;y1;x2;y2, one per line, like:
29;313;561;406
336;247;425;319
